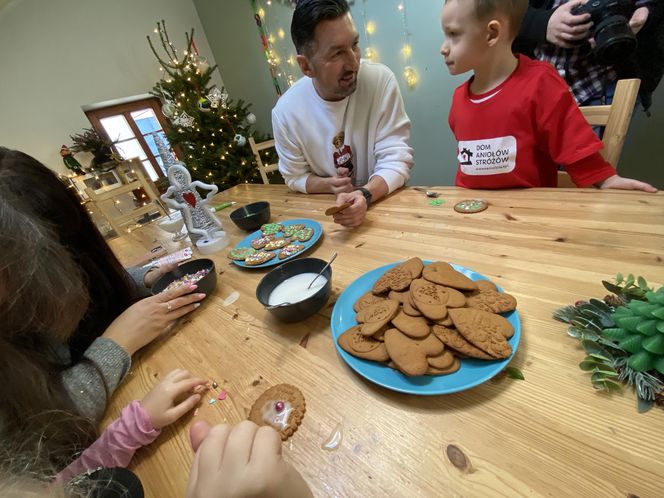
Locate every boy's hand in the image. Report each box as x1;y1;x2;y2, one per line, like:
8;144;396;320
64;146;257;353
141;369;207;429
547;0;592;48
186;420;312;498
597;174;658;193
333;190;367;228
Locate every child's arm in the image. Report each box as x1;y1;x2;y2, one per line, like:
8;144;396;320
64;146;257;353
56;369;207;484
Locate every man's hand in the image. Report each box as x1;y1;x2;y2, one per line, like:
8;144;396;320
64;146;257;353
332;190;367;228
327;175;353;195
597;174;658;192
546;0;592;48
629;6;649;35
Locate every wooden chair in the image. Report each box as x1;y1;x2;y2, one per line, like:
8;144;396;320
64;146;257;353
85;162;167;235
558;78;640;187
249;137;279;184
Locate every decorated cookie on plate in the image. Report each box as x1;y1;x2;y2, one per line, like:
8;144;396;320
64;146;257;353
248;384;306;440
291;227;314;242
228;246;256;261
251;234;274;250
283;224;306;237
454;199;488;214
278;243;305;259
264;238;289;251
261;223;284;236
245;251;276;266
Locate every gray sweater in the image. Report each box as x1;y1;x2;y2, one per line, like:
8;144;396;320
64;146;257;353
58;264;153;423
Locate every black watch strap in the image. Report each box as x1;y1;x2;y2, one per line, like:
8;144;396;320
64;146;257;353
356;187;372;207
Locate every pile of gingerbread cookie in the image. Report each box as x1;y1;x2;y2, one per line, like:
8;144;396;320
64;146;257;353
337;258;518;377
228;222;315;266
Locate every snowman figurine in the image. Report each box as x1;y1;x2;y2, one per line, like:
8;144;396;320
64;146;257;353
161;163;229;254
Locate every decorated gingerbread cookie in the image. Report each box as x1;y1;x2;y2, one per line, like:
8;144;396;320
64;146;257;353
454;199;488;214
261;223;284;236
251;234;274;250
264;238;289;251
278;243;305;259
228;246;256;261
245;251;276;266
290;227;314;242
248;384;306;440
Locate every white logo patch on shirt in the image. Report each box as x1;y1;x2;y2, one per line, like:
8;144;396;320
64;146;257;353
458;136;516;175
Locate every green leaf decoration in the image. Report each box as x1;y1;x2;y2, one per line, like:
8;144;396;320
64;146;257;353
636;319;658;336
637;276;649;290
580;360;601;371
625;274;635;287
627;350;655;372
642;334;664;355
657;321;664;334
589;298;612;314
593;369;619;377
618;334;643;354
567;327;582;338
645;291;664;305
653;356;664;375
593;379;622;392
601;328;630;341
616;273;624;284
581;340;612;358
637;395;654;413
652;307;664;320
632;303;660;318
587;353;611;362
614;315;642;332
504;366;525;380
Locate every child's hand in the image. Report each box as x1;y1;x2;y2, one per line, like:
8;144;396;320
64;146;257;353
141;369;208;429
597;175;658;193
186;420;312;498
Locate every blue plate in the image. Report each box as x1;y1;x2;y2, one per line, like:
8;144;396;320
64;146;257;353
330;262;521;395
231;218;323;269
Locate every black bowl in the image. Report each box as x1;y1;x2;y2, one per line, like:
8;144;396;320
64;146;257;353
230;201;271;231
256;258;332;322
151;258;217;297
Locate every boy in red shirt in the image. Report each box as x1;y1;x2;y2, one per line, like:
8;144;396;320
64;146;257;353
441;0;657;191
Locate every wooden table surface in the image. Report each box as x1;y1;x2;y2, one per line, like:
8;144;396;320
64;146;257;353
107;185;664;498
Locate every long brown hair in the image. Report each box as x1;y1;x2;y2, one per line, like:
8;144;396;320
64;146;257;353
0;147;138;462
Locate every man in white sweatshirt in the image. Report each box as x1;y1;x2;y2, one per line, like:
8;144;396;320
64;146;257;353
272;0;414;227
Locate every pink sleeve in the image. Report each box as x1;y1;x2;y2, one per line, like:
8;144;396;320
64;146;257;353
56;401;160;484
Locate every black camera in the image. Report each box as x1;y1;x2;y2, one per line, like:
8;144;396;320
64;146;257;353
571;0;637;65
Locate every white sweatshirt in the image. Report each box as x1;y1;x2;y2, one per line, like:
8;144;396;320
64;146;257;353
272;60;414;194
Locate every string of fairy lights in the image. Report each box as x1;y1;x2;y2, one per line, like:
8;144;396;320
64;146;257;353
252;0;418;94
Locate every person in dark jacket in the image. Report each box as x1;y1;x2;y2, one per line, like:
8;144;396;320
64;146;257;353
514;0;664;113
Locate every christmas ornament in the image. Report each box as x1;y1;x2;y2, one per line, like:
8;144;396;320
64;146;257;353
161;101;177;118
161;163;229;253
207;87;222;108
173;111;195;128
60;145;85;175
245;113;256;125
234;134;247;147
198;97;212;112
197;56;209;73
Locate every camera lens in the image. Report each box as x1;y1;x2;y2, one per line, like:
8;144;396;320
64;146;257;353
593;15;637;65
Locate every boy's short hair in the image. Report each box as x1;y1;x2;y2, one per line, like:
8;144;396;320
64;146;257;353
291;0;351;56
473;0;528;38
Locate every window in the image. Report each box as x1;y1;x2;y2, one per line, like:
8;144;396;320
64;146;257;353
85;97;178;181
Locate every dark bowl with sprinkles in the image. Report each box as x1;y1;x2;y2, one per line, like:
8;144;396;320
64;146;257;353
151;258;217;298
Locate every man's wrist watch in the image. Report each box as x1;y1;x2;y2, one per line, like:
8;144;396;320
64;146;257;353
355;187;372;207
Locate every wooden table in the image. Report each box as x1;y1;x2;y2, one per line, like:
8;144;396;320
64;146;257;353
107;185;664;498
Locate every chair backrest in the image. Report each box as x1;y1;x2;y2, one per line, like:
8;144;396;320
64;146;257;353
558;78;640;187
85;162;166;235
249;137;279;184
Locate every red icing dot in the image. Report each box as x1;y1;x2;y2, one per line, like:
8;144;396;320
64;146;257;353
275;401;285;412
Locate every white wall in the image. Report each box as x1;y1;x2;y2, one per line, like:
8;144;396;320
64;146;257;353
0;0;221;174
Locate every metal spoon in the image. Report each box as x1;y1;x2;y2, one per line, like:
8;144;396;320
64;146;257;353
308;252;338;289
413;186;440;198
266;301;292;310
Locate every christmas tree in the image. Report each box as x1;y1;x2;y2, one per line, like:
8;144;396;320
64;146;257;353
148;20;278;189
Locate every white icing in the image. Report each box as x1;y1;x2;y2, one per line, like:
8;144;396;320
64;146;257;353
261;401;293;430
267;273;327;306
